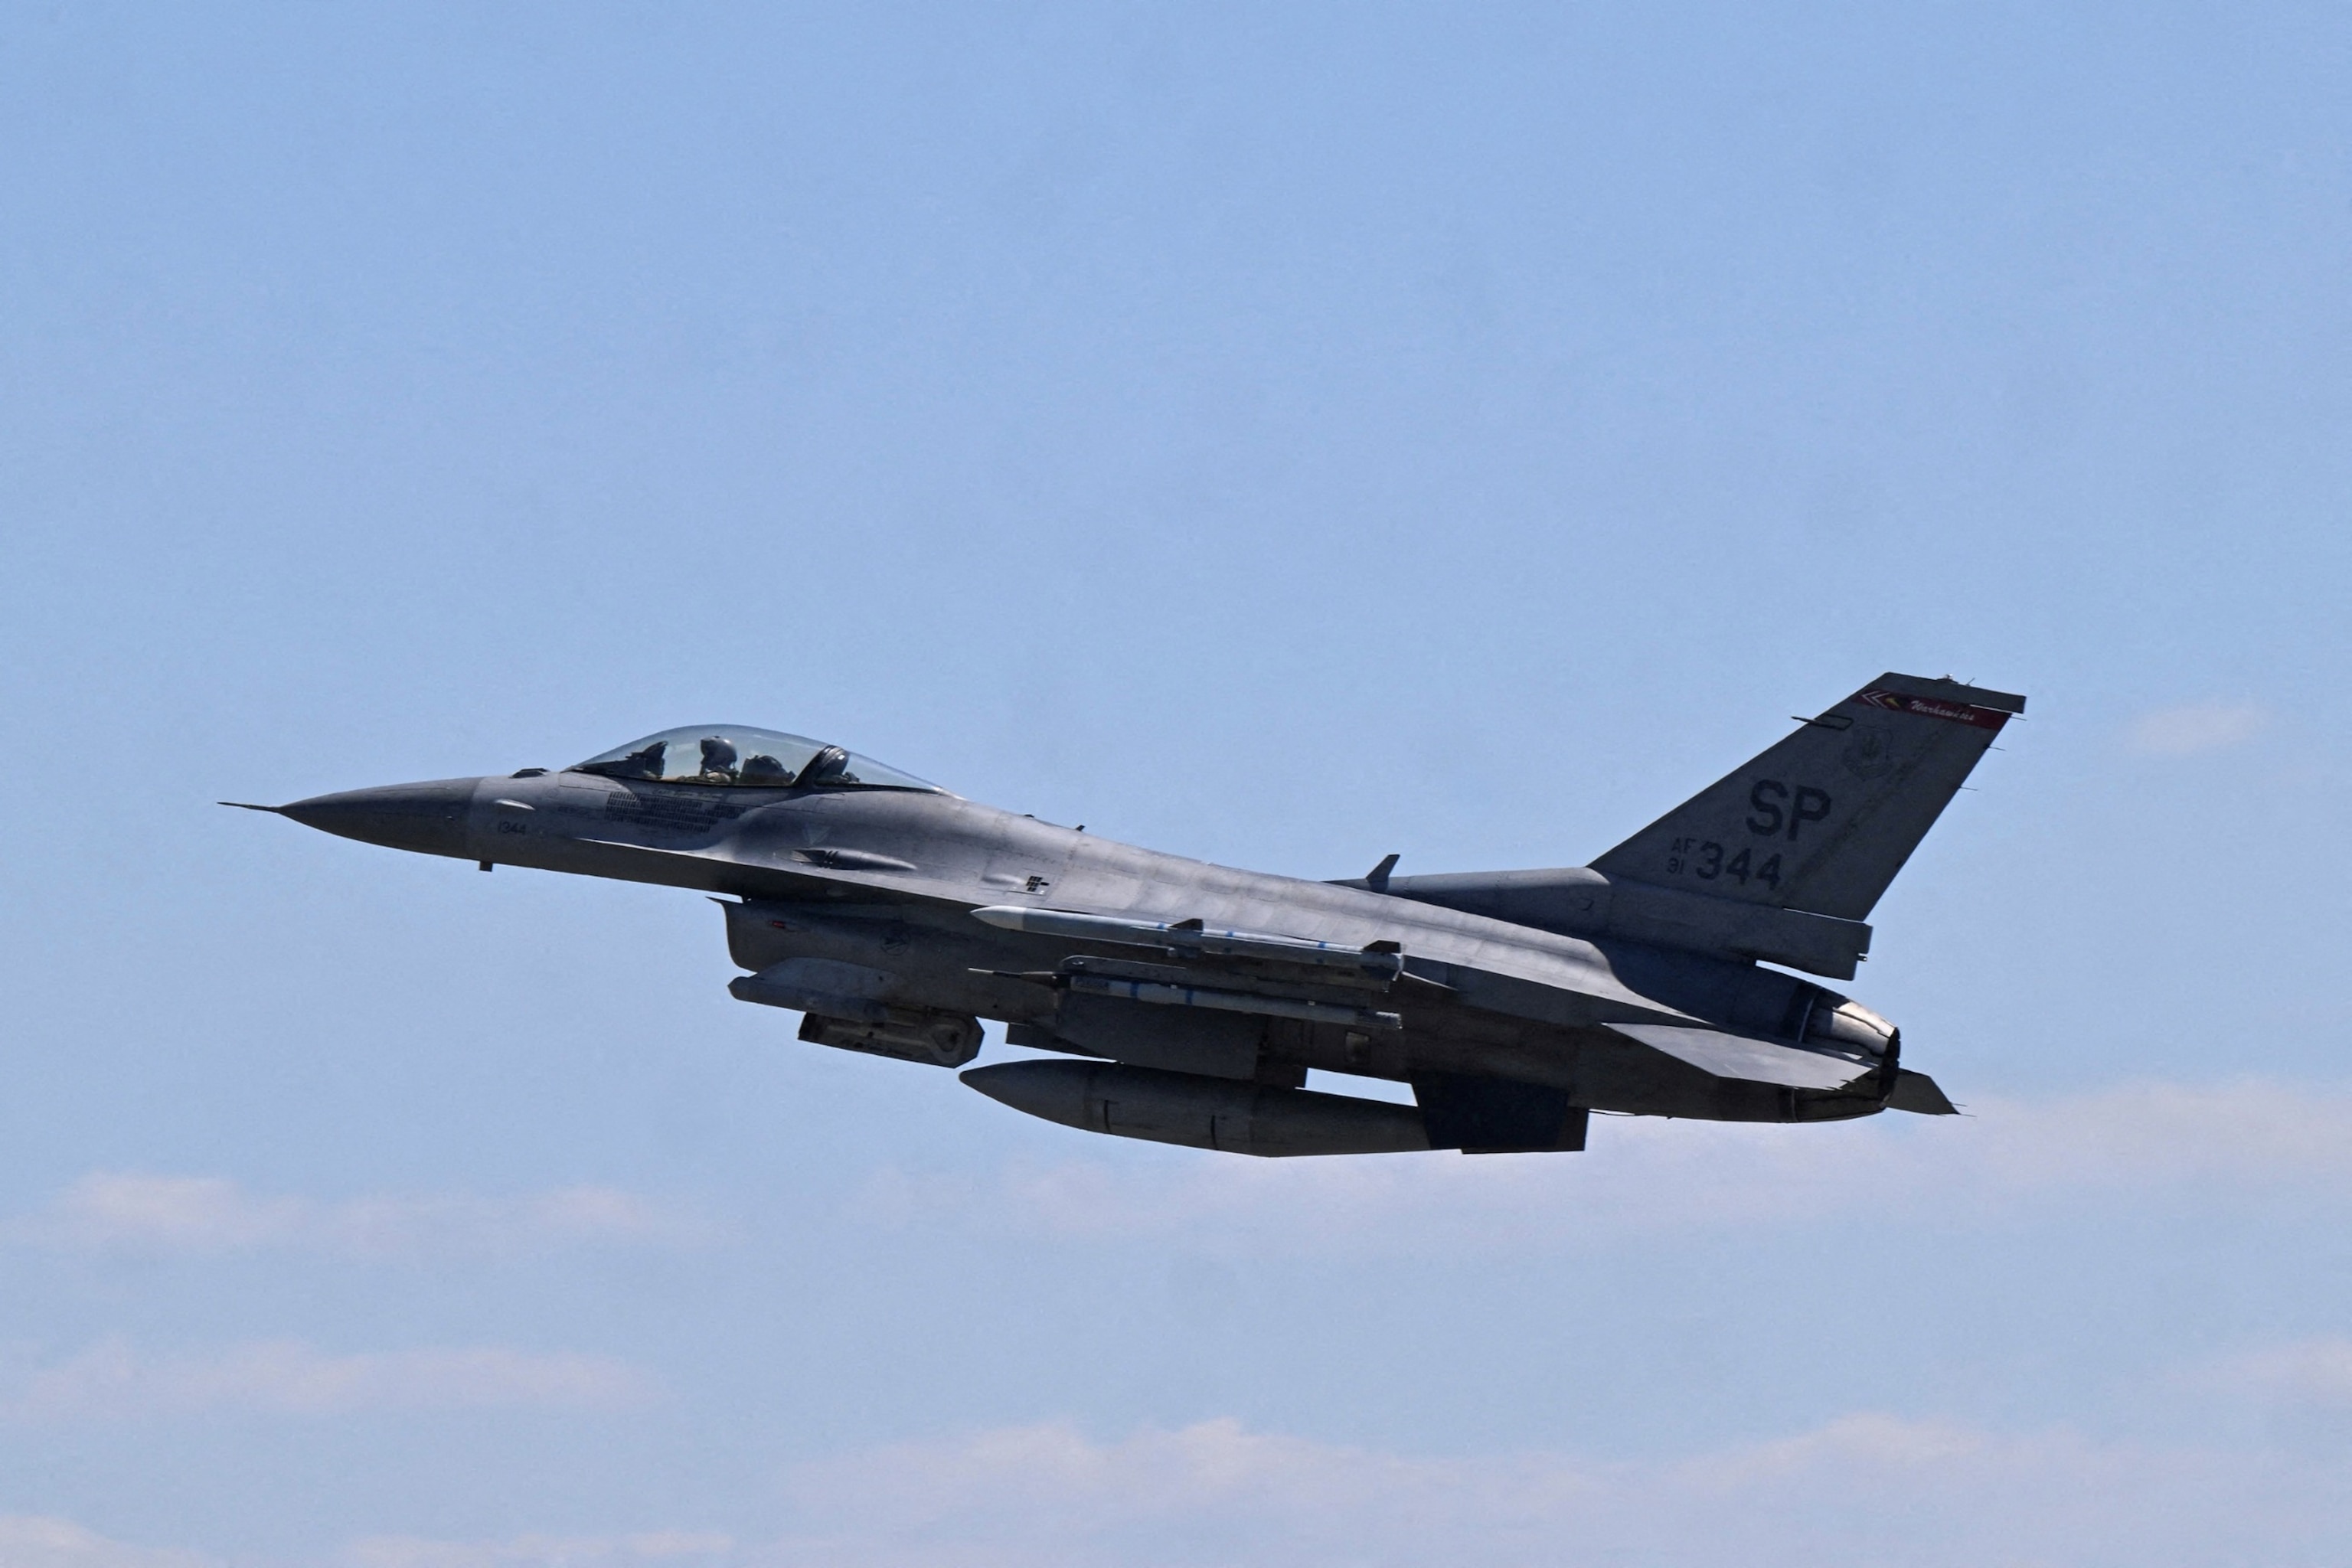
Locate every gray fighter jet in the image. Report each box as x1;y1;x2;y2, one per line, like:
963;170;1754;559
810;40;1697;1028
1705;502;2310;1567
228;674;2020;1156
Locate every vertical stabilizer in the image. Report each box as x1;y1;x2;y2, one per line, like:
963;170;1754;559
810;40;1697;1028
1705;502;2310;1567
1588;675;2024;922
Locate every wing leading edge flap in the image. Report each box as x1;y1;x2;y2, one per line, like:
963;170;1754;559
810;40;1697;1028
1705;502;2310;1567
1603;1022;1874;1092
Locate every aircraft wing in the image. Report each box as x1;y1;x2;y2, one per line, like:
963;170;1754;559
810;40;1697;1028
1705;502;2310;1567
967;904;1414;1033
1602;1022;1877;1091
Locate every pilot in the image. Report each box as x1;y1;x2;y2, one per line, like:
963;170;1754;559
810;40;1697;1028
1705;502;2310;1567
797;744;851;786
740;753;792;785
697;735;740;782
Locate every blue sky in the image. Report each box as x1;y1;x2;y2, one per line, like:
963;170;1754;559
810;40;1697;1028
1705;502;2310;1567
2;2;2349;1563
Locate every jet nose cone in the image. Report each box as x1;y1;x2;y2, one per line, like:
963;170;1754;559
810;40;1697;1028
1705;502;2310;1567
276;779;481;858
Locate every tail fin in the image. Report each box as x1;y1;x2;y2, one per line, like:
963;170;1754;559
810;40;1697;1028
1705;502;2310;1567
1589;675;2024;922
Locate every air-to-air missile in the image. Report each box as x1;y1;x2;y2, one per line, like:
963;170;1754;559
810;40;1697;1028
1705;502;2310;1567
229;674;2020;1156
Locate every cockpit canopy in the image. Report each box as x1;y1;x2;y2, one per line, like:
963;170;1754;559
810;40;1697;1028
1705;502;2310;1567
567;726;941;792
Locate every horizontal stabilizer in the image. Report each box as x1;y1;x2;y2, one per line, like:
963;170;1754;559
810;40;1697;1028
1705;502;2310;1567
1605;1022;1874;1091
1353;867;1872;978
1885;1069;1957;1115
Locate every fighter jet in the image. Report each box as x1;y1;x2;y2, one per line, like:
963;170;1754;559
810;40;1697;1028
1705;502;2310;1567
227;674;2020;1156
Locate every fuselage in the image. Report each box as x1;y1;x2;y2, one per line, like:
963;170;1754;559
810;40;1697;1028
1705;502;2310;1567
279;766;1897;1125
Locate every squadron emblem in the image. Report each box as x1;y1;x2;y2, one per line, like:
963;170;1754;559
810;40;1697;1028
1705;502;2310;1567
1842;723;1896;780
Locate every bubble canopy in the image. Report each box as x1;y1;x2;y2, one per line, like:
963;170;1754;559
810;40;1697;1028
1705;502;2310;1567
567;726;942;792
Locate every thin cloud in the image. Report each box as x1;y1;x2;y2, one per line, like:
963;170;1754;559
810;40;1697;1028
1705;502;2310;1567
9;1338;660;1420
2127;701;2269;756
853;1078;2352;1255
2187;1338;2352;1407
11;1173;712;1259
345;1533;734;1568
744;1413;2344;1568
0;1516;211;1568
28;1406;2350;1568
